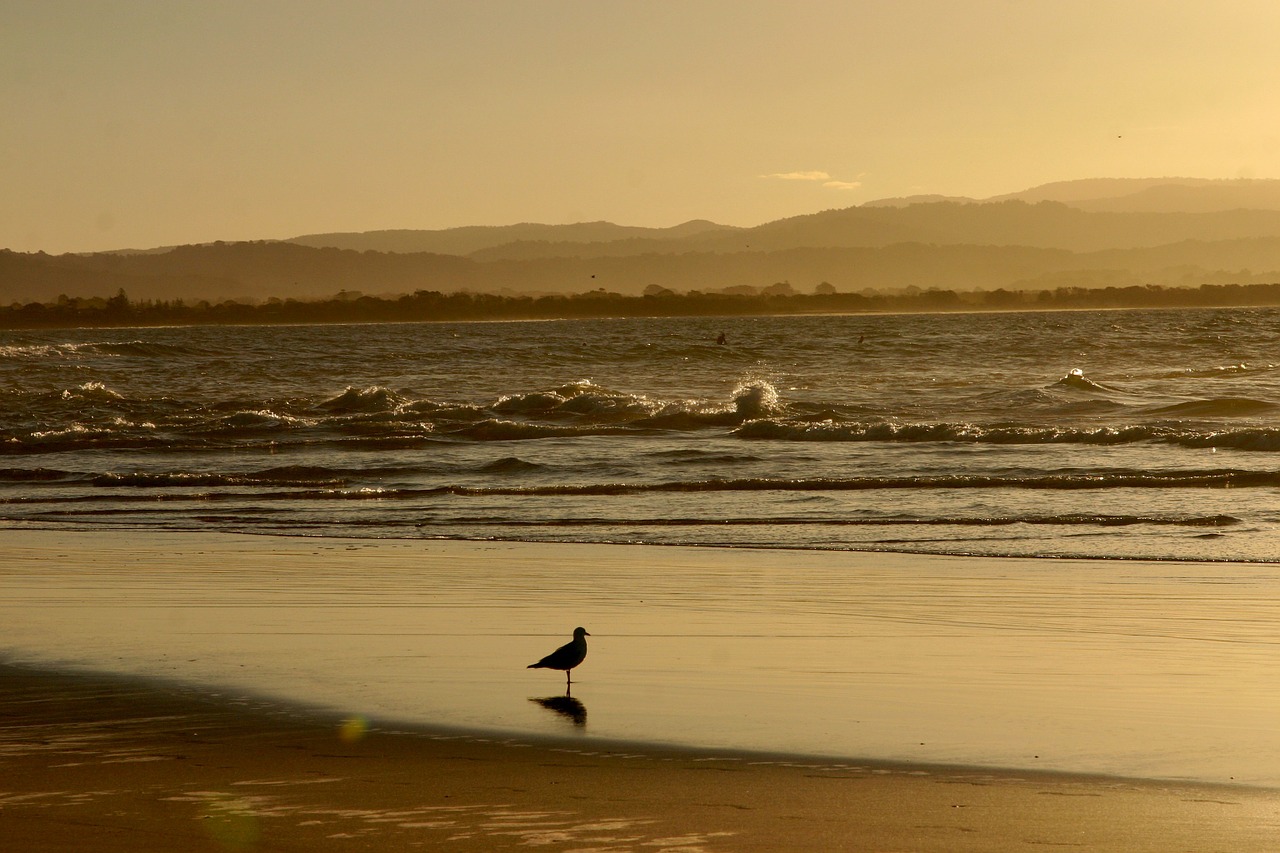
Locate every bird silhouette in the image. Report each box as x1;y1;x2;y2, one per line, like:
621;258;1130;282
528;627;589;688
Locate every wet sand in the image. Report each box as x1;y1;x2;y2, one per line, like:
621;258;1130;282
4;529;1280;786
3;527;1280;850
3;662;1278;852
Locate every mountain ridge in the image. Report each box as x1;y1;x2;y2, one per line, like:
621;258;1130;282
283;178;1280;259
9;178;1280;306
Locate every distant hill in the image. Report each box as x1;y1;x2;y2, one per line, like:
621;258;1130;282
284;179;1280;264
867;177;1280;213
9;178;1280;306
980;177;1280;212
1063;181;1280;213
287;219;739;256
9;234;1280;306
0;243;481;304
860;194;979;208
446;202;1280;260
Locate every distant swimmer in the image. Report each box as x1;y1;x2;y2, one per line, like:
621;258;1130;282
528;627;590;688
716;332;727;345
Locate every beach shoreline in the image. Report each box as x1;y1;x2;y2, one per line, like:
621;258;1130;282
4;527;1280;786
4;660;1279;852
4;521;1280;853
10;655;1265;795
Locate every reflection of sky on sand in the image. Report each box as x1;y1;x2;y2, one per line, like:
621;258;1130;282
3;529;1280;787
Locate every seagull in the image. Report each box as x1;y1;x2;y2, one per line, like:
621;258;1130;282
528;627;589;687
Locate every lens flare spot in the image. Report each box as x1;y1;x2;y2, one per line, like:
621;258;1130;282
202;795;260;851
339;714;369;743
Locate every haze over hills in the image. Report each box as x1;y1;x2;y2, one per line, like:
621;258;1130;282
870;177;1280;211
8;178;1280;306
287;219;739;257
289;177;1280;257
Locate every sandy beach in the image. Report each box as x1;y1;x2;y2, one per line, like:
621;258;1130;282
3;528;1280;849
3;662;1279;852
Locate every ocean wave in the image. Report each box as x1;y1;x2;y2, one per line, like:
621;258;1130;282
734;418;1280;450
1142;398;1278;418
1172;429;1280;452
492;390;570;414
0;340;191;360
411;469;1280;496
1163;362;1280;380
12;400;1280;455
91;471;346;488
0;343;72;359
732;380;780;418
633;409;744;430
88;340;193;358
4;416;321;453
736;419;1150;444
0;433;181;455
316;385;410;414
60;381;124;402
0;466;84;482
626;380;783;430
1055;368;1118;393
26;423;110;442
438;513;1242;528
182;410;314;436
649;449;766;466
444;419;642;441
11;411;1280;455
788;401;885;420
322;436;448;451
478;456;544;473
493;380;659;420
256;463;413;480
409;402;490;424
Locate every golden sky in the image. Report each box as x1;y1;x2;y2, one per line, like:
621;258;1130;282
5;0;1280;254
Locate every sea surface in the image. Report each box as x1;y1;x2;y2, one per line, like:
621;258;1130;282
3;307;1280;562
6;309;1280;787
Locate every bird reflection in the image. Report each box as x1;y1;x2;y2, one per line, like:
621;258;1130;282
530;694;587;727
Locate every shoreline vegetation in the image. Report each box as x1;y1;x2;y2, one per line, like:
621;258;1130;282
6;279;1280;329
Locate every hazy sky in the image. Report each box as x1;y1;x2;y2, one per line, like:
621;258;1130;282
6;1;1280;254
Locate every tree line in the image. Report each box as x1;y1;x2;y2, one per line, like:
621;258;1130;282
5;281;1280;329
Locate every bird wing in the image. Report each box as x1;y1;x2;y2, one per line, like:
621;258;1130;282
529;638;585;670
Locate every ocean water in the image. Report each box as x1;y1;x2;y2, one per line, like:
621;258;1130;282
3;307;1280;561
6;308;1280;786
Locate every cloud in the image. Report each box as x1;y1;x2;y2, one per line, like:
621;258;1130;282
760;170;864;191
760;171;831;181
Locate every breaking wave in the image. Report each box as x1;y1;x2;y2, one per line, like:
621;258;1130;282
316;385;410;413
734;419;1280;450
9;309;1280;560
